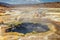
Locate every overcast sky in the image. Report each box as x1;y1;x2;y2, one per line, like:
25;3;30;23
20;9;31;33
0;0;60;4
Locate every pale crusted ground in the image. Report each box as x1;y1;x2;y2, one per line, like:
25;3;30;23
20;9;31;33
0;8;60;40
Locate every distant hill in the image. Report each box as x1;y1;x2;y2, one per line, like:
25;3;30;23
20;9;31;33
0;2;60;8
0;2;11;7
11;2;60;8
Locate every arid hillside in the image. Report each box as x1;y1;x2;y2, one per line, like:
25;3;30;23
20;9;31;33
10;2;60;8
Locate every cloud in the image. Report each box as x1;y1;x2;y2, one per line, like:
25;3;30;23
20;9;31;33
0;0;41;4
25;0;40;2
8;0;41;4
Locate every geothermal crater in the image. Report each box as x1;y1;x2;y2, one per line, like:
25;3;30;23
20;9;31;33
6;23;50;34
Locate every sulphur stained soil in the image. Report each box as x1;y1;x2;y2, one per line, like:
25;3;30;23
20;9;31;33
0;8;60;40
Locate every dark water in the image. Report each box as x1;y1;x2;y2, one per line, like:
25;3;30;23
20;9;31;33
6;23;50;34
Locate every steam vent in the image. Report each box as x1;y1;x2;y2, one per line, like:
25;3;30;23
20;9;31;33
0;2;60;40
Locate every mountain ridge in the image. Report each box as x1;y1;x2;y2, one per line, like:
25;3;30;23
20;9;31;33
0;2;60;8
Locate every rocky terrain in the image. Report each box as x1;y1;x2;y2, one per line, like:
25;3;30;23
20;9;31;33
0;2;60;40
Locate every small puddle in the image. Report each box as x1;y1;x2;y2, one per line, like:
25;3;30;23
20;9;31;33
6;23;50;34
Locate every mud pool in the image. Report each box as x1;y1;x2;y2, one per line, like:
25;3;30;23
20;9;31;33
6;23;50;34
